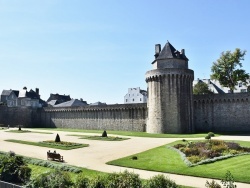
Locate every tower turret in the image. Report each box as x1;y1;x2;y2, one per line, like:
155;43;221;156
146;41;194;133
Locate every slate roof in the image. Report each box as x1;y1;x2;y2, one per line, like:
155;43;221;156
47;100;58;106
47;94;71;103
155;41;188;62
53;99;87;107
140;90;147;96
18;89;40;99
89;102;107;106
1;90;19;96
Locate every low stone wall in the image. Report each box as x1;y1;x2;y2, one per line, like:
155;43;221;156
0;180;22;188
38;103;147;132
193;93;250;132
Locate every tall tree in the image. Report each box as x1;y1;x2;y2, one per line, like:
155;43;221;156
211;48;249;93
193;82;213;95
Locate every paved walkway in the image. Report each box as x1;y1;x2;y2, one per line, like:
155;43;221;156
0;128;250;188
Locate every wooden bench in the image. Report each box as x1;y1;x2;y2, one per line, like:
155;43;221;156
47;151;64;162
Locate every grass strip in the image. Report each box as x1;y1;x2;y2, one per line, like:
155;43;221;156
68;134;129;141
5;139;89;150
107;140;250;183
34;128;212;138
5;130;53;134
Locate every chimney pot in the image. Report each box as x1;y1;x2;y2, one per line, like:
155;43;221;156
154;44;161;59
181;49;185;55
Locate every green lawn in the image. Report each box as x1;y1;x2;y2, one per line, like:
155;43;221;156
107;140;250;183
68;134;129;141
5;139;89;150
34;128;212;138
5;130;53;134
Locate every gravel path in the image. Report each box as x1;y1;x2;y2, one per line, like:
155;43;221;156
0;128;249;188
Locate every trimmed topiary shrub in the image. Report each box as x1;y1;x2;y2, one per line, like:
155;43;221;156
55;133;61;142
18;125;21;131
131;156;138;160
205;135;211;141
102;130;107;137
145;174;178;188
208;132;215;137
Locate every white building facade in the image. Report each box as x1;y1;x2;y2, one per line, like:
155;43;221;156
193;79;248;94
124;87;147;104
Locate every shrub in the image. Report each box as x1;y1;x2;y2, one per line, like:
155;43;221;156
0;153;31;184
211;144;228;153
55;133;61;142
187;155;201;163
208;150;221;158
205;180;221;188
88;175;107;188
182;147;199;157
173;144;186;149
106;170;142;188
221;171;237;188
226;142;241;150
75;173;89;188
26;170;73;188
102;130;107;137
208;132;215;137
131;156;138;160
145;174;178;188
211;140;224;146
205;135;211;141
18;125;21;131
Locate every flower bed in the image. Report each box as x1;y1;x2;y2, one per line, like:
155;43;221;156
172;140;250;166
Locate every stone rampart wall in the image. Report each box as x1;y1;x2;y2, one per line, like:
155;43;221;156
37;103;147;131
0;106;38;127
1;94;250;133
193;93;250;132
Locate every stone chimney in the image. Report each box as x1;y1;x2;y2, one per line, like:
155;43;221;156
181;49;185;55
36;88;39;95
154;44;161;59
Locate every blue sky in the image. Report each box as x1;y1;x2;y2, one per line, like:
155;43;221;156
1;0;250;104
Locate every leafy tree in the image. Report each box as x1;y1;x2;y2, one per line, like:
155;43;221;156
211;48;249;93
193;82;213;95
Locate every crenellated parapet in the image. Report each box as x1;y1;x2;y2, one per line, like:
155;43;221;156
145;68;194;83
43;103;147;112
193;92;250;133
193;93;250;104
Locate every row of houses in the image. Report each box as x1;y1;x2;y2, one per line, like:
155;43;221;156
1;80;245;108
193;79;249;93
0;86;148;108
0;87;89;108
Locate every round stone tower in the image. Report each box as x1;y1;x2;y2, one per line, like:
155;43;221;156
146;41;194;134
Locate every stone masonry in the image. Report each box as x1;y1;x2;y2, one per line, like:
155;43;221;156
146;42;194;133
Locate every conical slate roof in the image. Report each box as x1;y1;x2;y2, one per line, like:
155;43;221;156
156;41;188;60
